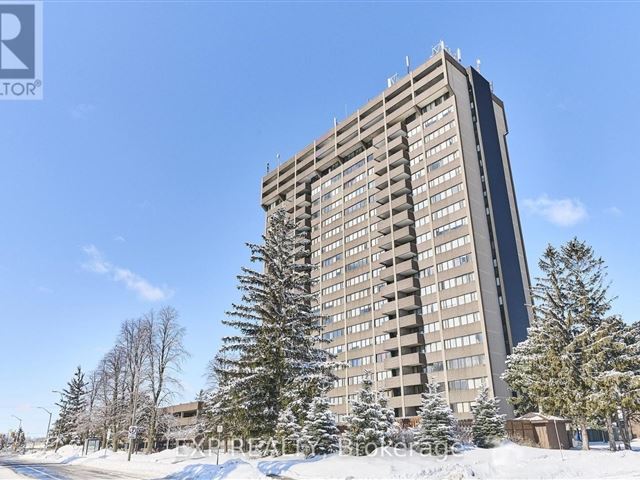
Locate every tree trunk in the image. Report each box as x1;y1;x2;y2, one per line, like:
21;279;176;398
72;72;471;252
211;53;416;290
621;410;632;450
146;407;158;454
605;416;616;451
580;424;590;450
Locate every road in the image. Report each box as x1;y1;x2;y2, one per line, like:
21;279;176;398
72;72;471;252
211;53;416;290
0;457;152;480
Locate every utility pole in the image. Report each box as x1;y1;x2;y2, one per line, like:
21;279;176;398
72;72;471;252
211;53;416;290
37;407;52;452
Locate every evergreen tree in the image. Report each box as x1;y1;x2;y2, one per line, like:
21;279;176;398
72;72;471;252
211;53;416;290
53;366;88;445
413;383;457;456
503;239;617;450
471;387;505;448
206;208;334;441
583;316;640;451
274;406;302;455
300;397;339;457
345;372;394;456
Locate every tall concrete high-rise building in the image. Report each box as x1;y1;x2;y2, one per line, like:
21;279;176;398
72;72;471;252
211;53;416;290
260;45;532;420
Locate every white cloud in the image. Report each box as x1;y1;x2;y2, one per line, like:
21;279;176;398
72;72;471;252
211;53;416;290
522;194;587;227
81;244;172;301
70;103;95;119
114;235;126;243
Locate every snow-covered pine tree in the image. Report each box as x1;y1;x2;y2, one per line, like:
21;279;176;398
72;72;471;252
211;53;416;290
53;366;88;445
583;316;640;451
471;387;505;448
274;406;302;455
300;396;339;457
413;383;457;456
207;208;334;441
345;372;394;456
503;239;617;451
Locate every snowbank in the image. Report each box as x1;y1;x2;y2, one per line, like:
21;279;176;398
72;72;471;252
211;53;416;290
16;440;640;479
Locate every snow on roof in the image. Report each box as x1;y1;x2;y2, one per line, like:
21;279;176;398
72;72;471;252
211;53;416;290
515;412;568;422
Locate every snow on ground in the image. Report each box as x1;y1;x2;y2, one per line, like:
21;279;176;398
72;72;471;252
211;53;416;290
14;441;640;479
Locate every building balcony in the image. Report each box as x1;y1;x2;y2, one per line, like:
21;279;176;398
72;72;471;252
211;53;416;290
398;312;422;330
380;277;419;300
389;163;411;183
401;352;426;367
374;161;389;177
386;122;405;140
295;205;311;220
387;149;410;169
391;194;412;213
393;225;416;246
390;179;411;198
395;258;419;277
400;332;425;348
392;209;415;228
387;135;409;154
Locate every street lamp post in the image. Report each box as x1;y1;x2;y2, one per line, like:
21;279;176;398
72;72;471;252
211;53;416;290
11;415;22;430
37;407;53;452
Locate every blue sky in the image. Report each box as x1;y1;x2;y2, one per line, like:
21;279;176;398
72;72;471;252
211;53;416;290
1;2;639;437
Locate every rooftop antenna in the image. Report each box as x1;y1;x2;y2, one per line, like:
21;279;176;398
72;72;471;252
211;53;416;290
476;58;481;72
432;40;448;57
456;48;462;62
333;116;337;128
387;73;399;88
266;162;270;173
405;55;410;74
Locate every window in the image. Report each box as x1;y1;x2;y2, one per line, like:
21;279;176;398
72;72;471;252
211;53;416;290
425;341;442;353
440;292;477;310
420;284;437;296
347;321;371;334
346;272;369;287
321;187;341;202
344;185;366;203
411;169;425;181
439;272;475;291
421;302;439;315
322;212;342;226
408;138;423;153
322;253;342;267
435;234;471;255
437;253;472;272
412;183;428;197
345;227;367;244
442;312;480;329
322;198;342;214
321;282;342;296
322;328;344;341
346;257;368;271
451;401;476;413
344;199;366;215
347;338;371;351
444;332;483;349
410;153;424;167
345;213;368;229
446;353;485;370
423;105;455;129
345;288;369;303
344;159;365;176
434;217;468;237
423;321;440;334
346;305;371;318
322;297;342;310
429;167;462;188
417;249;433;261
430;183;464;205
346;242;368;257
414;198;429;213
328;396;344;405
322;239;342;253
448;377;486;391
426;136;458;158
348;356;373;367
427;150;460;172
416;232;432;245
344;171;367;189
415;215;430;229
424;120;456;144
375;333;390;344
322;267;342;282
